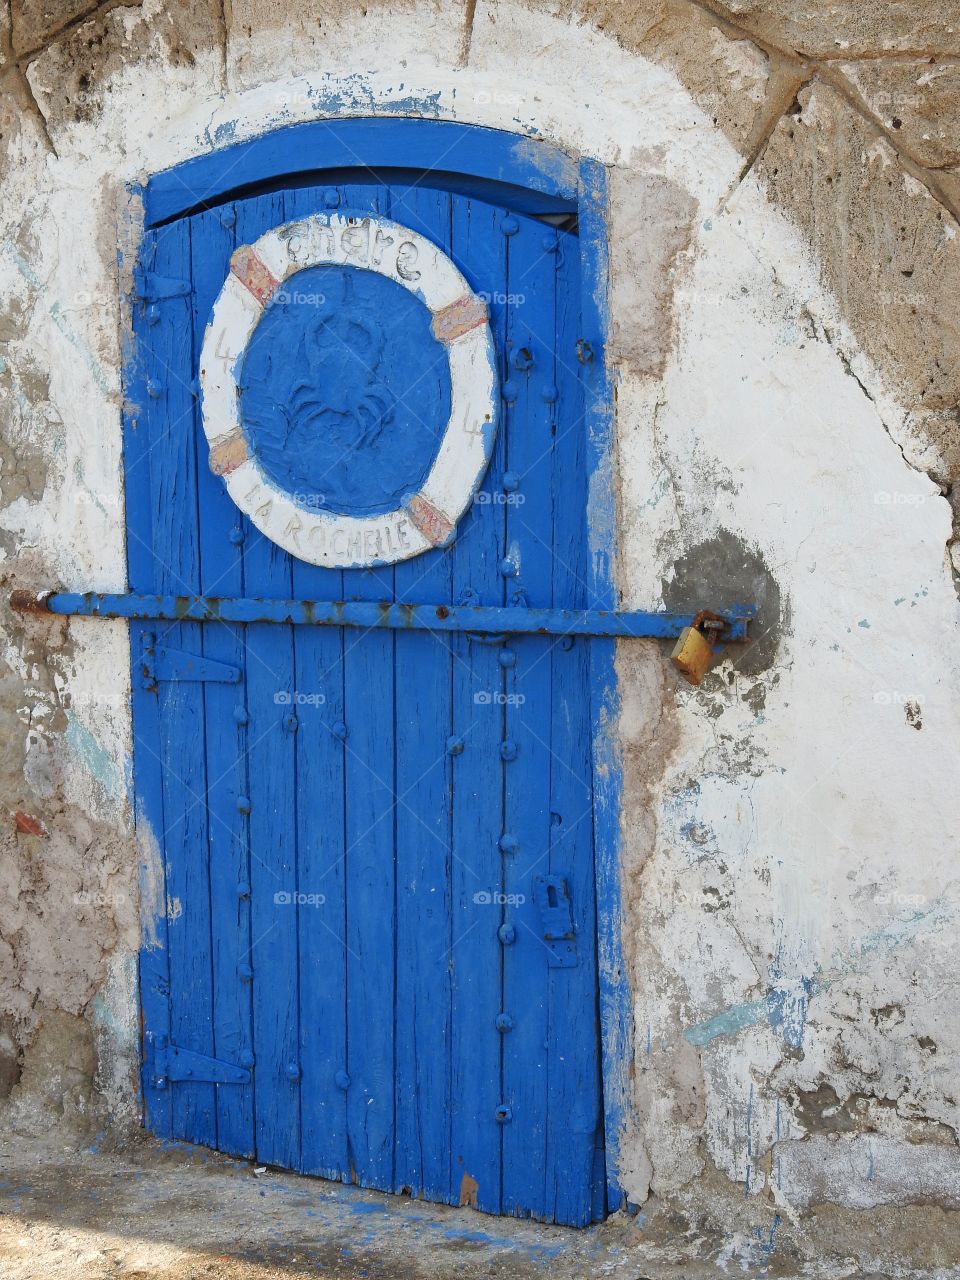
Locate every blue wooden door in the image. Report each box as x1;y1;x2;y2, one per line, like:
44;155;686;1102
128;174;605;1225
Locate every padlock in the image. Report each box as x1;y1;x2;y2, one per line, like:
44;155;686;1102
670;611;725;686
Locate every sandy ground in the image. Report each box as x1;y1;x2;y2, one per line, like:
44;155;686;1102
1;1132;959;1279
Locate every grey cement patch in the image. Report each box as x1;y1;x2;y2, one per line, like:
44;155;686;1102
662;531;785;677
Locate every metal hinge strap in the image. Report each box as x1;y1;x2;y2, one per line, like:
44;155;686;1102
133;270;193;302
152;1038;251;1088
140;633;242;691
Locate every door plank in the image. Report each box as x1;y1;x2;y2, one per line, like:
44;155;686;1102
147;216;218;1149
500;211;559;1219
235;191;303;1171
339;185;398;1193
127;227;172;1140
284;183;350;1183
190;203;256;1160
544;229;603;1225
448;194;510;1217
389;184;455;1205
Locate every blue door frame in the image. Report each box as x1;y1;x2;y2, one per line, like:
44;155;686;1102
123;117;631;1218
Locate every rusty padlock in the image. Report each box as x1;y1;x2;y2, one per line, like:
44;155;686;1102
670;610;726;686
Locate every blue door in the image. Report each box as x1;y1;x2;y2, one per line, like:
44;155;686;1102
127;163;605;1225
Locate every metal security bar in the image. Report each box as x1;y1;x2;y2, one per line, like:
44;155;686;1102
11;591;755;641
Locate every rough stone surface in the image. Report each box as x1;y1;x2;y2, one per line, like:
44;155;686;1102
560;0;779;156
755;79;960;493
25;0;223;129
842;61;960;171
712;0;960;59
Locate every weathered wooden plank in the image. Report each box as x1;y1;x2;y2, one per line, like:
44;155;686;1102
448;192;509;1217
284;182;350;1183
544;228;603;1226
125;224;172;1140
500;210;558;1219
390;183;455;1204
189;203;256;1159
235;190;303;1171
147;216;217;1149
579;157;630;1215
340;184;397;1193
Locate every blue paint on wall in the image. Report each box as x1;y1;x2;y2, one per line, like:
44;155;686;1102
686;903;954;1050
238;262;450;516
65;714;124;801
684;978;812;1049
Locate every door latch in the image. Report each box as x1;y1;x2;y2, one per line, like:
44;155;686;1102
533;874;577;968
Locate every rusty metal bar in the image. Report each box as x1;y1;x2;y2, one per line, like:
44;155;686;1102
10;591;756;641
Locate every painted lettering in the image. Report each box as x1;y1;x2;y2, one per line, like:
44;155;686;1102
215;328;240;362
307;523;327;551
341;218;370;263
283;514;303;549
372;228;394;266
363;528;383;559
396;241;421;281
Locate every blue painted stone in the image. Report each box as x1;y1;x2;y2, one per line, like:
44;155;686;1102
237;264;451;517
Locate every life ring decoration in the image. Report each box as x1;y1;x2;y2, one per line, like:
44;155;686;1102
199;212;499;568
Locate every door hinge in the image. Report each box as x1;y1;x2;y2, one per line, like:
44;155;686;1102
141;633;242;691
133;269;193;303
533;874;578;968
151;1038;251;1088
